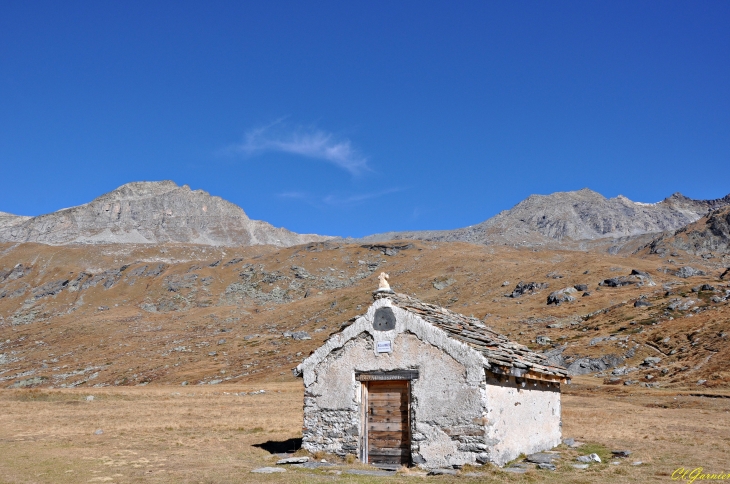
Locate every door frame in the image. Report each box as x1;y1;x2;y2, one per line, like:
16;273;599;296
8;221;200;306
357;370;419;466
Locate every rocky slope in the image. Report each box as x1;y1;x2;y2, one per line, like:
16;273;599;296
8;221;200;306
0;211;30;230
0;181;330;247
360;189;730;248
0;241;727;390
645;206;730;257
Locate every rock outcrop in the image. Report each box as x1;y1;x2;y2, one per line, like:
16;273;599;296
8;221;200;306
0;211;31;230
0;181;329;247
646;206;730;256
360;189;730;248
506;281;549;298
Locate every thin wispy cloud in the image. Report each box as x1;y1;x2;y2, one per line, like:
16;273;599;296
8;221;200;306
276;191;308;200
276;187;403;207
232;120;369;175
322;188;402;205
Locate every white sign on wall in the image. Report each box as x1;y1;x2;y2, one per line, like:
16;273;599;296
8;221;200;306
376;340;392;353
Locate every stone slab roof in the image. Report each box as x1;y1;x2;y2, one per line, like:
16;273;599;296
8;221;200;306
366;292;568;380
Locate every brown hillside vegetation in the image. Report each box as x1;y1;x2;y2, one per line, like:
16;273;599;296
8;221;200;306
0;241;728;389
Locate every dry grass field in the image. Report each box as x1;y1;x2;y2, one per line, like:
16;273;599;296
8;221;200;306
1;378;728;484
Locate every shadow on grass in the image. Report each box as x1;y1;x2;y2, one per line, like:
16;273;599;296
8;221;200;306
253;437;302;454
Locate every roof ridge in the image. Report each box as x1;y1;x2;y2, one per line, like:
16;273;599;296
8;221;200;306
374;291;568;379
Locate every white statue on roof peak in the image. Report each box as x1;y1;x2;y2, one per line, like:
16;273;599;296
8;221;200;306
377;272;390;291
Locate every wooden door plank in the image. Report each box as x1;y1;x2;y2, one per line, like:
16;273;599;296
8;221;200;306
368;430;406;440
368;394;406;401
369;416;408;424
368;409;408;417
368;440;409;448
369;400;406;406
369;411;407;418
368;422;405;431
367;448;411;457
369;404;406;411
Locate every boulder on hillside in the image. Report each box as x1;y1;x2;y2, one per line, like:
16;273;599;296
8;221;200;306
536;335;552;345
433;277;456;290
600;270;655;287
630;269;650;277
361;243;414;256
668;298;696;311
508;281;549;298
674;266;706;278
547;287;577;305
567;354;624;375
642;357;661;367
543;346;568;367
283;331;311;341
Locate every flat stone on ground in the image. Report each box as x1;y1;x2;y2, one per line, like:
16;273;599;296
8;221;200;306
251;467;286;473
428;468;458;476
344;469;395;476
576;453;602;463
276;456;309;465
526;453;557;464
611;450;632;458
299;461;335;469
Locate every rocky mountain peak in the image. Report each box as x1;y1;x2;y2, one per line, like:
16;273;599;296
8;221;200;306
0;181;329;247
102;180;183;199
665;192;689;201
0;211;31;230
359;188;730;249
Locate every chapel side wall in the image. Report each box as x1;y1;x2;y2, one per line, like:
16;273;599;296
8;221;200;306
483;373;562;466
301;336;363;457
301;330;488;468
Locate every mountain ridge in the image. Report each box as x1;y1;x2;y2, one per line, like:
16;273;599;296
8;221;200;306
0;181;330;247
2;183;729;251
358;188;730;249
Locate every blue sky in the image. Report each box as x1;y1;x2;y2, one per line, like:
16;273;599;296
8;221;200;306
1;2;728;237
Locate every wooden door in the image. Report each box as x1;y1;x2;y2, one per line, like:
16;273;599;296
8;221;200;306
366;380;410;467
